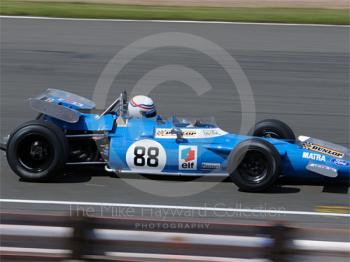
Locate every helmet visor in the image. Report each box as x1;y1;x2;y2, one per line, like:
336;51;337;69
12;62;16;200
142;109;157;118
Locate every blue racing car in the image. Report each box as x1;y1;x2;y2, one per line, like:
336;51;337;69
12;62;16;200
1;89;349;192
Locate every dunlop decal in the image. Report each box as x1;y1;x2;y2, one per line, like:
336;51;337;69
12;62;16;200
303;143;344;158
156;129;197;137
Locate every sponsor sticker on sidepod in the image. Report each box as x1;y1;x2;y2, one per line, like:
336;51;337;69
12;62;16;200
331;159;349;167
303;142;344;158
179;145;197;170
302;152;326;162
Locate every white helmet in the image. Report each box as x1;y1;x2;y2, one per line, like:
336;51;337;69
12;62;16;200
128;95;157;118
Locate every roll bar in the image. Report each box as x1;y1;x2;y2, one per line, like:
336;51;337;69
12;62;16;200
98;91;128;118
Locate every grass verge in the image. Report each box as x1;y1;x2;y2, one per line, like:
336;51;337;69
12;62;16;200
0;1;349;25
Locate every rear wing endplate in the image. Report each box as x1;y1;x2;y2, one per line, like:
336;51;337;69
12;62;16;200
29;98;80;123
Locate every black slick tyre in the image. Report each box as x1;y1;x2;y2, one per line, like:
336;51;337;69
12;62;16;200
248;119;295;141
228;138;281;192
6;120;68;181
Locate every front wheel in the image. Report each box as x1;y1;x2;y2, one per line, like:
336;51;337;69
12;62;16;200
6;120;69;181
248;119;295;141
228;139;281;192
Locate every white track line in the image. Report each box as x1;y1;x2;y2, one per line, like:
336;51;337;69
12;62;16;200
0;15;348;27
1;199;349;218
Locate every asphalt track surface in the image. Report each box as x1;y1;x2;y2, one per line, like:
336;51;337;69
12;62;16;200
0;17;349;230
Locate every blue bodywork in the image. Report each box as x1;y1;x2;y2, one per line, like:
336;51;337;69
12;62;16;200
24;89;350;180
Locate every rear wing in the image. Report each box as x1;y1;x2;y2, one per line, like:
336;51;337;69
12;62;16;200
29;89;128;124
29;89;96;123
29;98;81;123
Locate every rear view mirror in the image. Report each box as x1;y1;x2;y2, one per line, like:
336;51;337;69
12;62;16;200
170;128;183;140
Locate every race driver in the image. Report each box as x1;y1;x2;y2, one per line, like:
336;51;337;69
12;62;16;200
128;95;157;118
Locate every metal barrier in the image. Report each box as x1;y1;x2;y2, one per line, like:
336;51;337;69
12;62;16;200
0;211;349;261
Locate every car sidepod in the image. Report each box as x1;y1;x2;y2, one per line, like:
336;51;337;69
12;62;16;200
107;118;238;175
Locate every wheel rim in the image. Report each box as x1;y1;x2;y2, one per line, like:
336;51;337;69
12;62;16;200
17;134;53;173
261;129;281;139
238;150;269;184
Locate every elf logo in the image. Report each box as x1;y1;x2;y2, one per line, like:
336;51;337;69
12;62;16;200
179;146;197;170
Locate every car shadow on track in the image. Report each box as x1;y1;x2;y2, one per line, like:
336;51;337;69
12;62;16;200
19;174;92;183
240;186;301;194
18;167;102;183
25;167;348;194
279;177;349;194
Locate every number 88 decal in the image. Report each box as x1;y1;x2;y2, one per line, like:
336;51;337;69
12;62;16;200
134;146;159;167
127;140;166;172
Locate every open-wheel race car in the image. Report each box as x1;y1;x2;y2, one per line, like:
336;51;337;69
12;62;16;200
1;89;349;192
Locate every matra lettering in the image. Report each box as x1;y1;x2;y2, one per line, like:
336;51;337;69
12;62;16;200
302;152;326;162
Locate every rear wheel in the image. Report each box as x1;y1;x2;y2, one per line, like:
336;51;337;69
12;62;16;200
228;139;281;192
248;119;295;141
6;120;68;181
